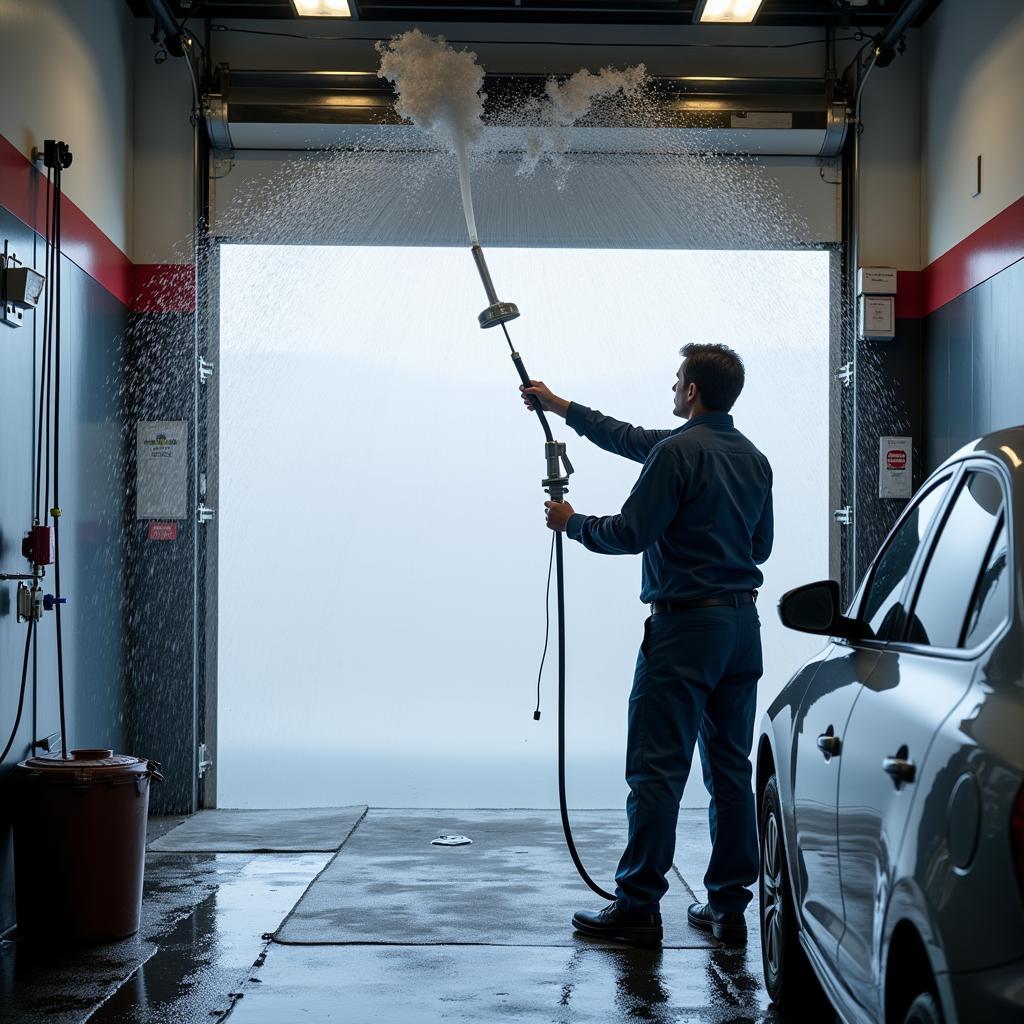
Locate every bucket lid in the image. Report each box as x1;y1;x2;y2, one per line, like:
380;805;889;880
17;748;150;780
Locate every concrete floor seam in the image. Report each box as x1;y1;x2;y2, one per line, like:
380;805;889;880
269;806;370;941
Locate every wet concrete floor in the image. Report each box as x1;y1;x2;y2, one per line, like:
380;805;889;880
0;810;821;1024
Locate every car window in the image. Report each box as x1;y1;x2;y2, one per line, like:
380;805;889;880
905;472;1005;649
860;475;953;640
962;517;1010;648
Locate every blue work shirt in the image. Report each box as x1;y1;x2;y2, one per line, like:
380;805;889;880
564;404;774;604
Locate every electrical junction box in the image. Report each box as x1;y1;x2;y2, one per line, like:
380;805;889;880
858;266;898;295
23;525;54;565
859;295;895;339
879;436;913;499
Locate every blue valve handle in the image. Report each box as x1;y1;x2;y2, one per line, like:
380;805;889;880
43;594;68;611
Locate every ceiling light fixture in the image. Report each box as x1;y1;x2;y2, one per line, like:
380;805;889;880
694;0;765;24
290;0;354;17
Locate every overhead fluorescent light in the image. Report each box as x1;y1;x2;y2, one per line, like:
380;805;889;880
290;0;353;16
695;0;765;23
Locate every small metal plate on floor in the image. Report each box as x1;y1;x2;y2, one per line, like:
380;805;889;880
431;834;472;846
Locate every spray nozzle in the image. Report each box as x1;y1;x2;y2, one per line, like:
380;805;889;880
470;245;520;329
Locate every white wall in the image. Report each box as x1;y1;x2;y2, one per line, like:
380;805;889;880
922;0;1024;265
857;39;922;271
132;21;196;265
0;0;134;257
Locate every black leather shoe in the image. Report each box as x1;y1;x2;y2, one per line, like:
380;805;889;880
687;902;747;945
572;903;663;946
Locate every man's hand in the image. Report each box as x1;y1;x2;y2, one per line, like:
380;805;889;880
521;380;570;418
544;499;575;532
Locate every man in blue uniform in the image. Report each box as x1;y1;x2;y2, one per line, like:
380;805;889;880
521;343;773;947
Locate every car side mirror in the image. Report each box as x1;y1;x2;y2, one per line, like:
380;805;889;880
778;580;868;641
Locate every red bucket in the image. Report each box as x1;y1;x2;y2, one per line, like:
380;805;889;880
13;749;163;943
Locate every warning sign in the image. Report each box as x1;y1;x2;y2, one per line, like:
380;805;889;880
879;437;913;499
137;420;188;520
147;522;178;542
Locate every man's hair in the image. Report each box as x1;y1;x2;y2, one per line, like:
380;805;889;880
679;343;745;412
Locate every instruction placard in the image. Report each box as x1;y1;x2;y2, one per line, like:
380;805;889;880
137;420;188;520
879;436;913;499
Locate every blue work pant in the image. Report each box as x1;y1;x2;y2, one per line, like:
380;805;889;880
614;603;762;915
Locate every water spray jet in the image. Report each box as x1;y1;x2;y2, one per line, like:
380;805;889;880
380;30;618;904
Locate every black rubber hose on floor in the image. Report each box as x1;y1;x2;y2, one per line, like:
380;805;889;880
554;529;616;903
495;324;615;903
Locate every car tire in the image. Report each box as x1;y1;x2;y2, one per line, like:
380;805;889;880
903;992;942;1024
759;774;830;1015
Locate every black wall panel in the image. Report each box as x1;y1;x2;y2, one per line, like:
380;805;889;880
125;311;199;815
924;256;1024;470
851;317;924;584
0;205;129;933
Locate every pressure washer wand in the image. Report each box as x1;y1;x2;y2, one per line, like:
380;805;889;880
470;245;554;442
469;243;614;904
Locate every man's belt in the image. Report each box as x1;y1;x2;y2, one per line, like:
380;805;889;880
651;592;757;616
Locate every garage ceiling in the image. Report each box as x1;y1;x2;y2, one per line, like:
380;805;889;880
125;0;944;27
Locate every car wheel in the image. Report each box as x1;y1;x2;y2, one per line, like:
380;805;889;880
760;774;830;1014
903;992;942;1024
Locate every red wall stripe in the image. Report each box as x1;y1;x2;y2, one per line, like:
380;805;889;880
895;194;1024;320
923;194;1024;315
0;133;134;307
132;263;196;313
895;270;925;319
0;132;196;314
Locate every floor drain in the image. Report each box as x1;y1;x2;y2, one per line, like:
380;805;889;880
431;834;472;846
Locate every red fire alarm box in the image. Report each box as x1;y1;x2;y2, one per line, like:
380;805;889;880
22;526;54;566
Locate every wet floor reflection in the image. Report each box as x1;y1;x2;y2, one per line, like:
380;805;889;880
562;938;828;1024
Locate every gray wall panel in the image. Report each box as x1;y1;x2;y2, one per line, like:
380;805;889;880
0;212;37;933
0;205;129;933
924;257;1024;471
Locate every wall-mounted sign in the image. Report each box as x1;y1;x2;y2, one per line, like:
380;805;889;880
147;522;179;542
859;295;896;339
879;436;913;499
137;420;188;520
857;266;898;295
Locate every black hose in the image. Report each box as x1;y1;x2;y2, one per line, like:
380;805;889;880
534;532;554;719
554;530;616;902
0;618;34;765
498;317;615;902
52;159;68;761
35;168;53;524
500;323;554;443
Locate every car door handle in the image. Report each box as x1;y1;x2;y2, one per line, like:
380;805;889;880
816;730;841;758
883;747;916;787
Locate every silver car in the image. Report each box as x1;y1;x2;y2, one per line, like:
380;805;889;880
756;428;1024;1024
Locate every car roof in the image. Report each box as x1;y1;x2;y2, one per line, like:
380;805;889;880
939;426;1024;481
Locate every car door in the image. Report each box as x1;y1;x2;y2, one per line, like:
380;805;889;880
834;466;1007;1015
789;472;955;967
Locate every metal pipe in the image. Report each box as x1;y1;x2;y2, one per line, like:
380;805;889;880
470;244;521;330
471;244;500;307
874;0;934;57
843;0;930;587
142;0;185;57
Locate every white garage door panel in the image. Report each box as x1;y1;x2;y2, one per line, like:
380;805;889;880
212;150;839;249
